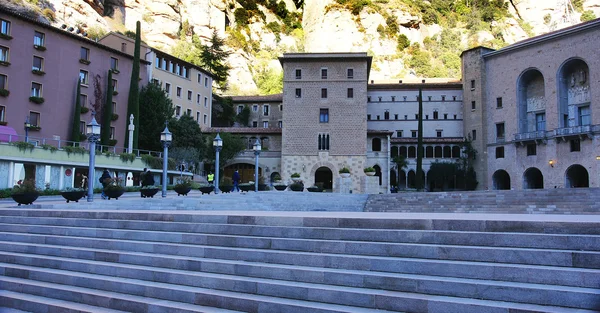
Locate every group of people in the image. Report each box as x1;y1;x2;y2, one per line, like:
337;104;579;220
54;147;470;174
206;170;241;192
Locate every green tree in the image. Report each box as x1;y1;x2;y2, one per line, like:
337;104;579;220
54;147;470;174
458;134;479;190
200;30;232;90
415;87;424;190
581;10;596;22
212;95;236;127
397;34;410;51
428;162;458;191
125;21;141;150
70;80;82;142
236;106;251;126
392;155;408;187
169;114;204;150
213;132;246;166
138;83;175;152
100;70;114;146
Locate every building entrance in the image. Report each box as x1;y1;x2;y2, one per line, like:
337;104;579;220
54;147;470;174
315;167;333;191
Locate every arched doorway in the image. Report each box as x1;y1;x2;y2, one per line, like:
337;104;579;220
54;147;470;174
315;167;333;190
407;170;416;189
523;167;543;189
398;170;406;189
373;165;382;185
558;59;590;128
517;69;546;132
270;172;280;184
565;164;589;188
492;170;511;190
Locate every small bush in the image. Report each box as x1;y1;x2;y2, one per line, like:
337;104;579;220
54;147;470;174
11;141;35;152
119;153;136;163
42;8;55;21
64;145;87;156
40;144;58;152
339;167;351;174
397;34;410;51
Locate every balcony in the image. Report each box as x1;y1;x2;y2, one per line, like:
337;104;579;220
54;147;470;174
552;125;593;141
514;130;548;145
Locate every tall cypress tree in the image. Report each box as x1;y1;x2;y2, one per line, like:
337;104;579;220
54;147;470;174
415;87;424;190
126;21;141;149
70;80;82;143
101;70;114;145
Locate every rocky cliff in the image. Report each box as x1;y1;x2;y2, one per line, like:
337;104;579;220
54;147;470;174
4;0;599;94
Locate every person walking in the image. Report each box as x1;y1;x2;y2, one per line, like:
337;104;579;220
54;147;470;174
140;168;155;198
232;170;240;192
99;169;111;200
207;172;214;185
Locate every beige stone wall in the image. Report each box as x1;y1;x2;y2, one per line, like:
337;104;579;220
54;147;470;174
282;154;367;193
483;24;600;190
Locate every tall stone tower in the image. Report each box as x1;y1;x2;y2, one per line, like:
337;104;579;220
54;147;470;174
279;53;372;192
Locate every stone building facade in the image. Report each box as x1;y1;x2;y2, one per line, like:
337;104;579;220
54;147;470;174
461;18;600;190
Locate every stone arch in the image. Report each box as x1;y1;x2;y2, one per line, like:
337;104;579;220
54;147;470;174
398;170;406;189
390;169;397;188
565;164;589;188
391;146;399;157
399;146;407;157
408;146;416;158
443;146;451;158
407;170;416;189
492;169;511;190
434;146;442;158
425;146;433;158
373;164;382;185
523;167;543;189
372;138;382;151
270;171;280;183
308;161;338;187
557;58;591;128
315;167;333;190
517;68;546;133
452;146;461;158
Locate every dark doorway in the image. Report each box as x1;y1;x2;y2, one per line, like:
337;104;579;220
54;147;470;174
523;167;543;189
492;170;511;190
373;165;382;185
315;167;333;190
565;164;589;188
398;170;406;189
390;170;397;188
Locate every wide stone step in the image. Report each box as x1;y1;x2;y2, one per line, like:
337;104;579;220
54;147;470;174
1;264;597;313
1;231;598;268
0;276;399;313
1;241;598;289
1;254;598;310
0;290;128;313
0;221;598;251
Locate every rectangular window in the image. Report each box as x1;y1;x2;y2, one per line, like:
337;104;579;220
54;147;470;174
321;68;328;79
367;114;371;120
34;31;45;47
175;106;181;116
320;108;329;123
0;19;10;36
384;111;389;120
471;101;476;110
347;88;353;98
378;97;382;102
176;87;182;98
527;144;537;156
377;115;380;120
570;139;581;152
31;82;42;97
347;68;354;79
237;105;244;114
110;57;118;71
205;77;209;87
318;133;330;151
279;104;283;111
391;96;395;102
263;105;270;116
112;79;117;92
368;96;371;102
203;114;208;125
182;67;187;78
112;102;116;113
425;115;429;120
428;96;432;101
0;46;8;62
536;113;546;131
495;146;505;159
79;70;89;85
121;43;126;52
185;109;191;116
204;97;208;108
169;62;173;72
444;113;448;120
110;127;115;139
197;73;202;83
295;69;301;79
454;114;457;119
80;47;89;61
411;131;417;138
79;121;86;134
197;94;201;104
295;88;301;98
321;88;328;98
32;56;43;71
403;96;407;101
404;115;407;120
441;95;446;101
187;90;192;101
165;83;171;94
415;114;418;119
436;130;442;138
394;114;398;120
470;79;475;90
80;94;87;107
453;96;457;101
472;129;477;140
497;97;503;108
433;111;438;120
579;106;590;126
252;105;258;112
252;121;258;128
29;111;40;126
496;123;505;139
278;121;282;128
263;121;269;128
175;64;181;75
196;112;200;122
397;130;402;138
151;78;160;85
0;105;5;122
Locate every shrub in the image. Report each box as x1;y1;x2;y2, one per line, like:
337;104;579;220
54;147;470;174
397;34;410;51
64;145;87;156
234;8;249;26
12;179;39;194
40;144;58;152
11;141;35;152
291;172;300;178
29;96;45;104
339;167;351;174
119;153;136;163
80;107;89;114
103;177;124;191
0;88;9;97
364;167;375;173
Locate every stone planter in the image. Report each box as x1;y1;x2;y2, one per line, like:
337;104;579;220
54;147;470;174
239;184;253;192
365;172;376;176
258;184;268;191
104;188;124;200
219;185;233;193
340;173;351;178
11;192;39;206
274;185;287;191
174;185;191;196
199;186;214;195
291;177;301;182
289;183;304;192
140;188;159;198
307;187;322;192
61;190;86;203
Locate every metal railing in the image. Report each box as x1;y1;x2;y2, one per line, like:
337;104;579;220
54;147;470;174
514;130;547;141
552;125;592;137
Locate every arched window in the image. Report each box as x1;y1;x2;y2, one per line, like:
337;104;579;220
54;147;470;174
408;146;416;158
452;146;461;158
492;170;511;190
557;59;591;128
391;146;398;157
372;138;382;151
399;146;407;157
517;69;546;133
443;146;451;158
425;146;433;158
434;146;442;158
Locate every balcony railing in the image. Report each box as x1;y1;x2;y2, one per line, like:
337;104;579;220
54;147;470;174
514;130;547;141
552;125;592;137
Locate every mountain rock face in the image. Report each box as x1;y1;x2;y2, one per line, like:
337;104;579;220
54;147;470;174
5;0;598;94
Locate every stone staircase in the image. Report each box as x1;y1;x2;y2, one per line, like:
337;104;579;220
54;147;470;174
0;209;599;312
366;188;600;213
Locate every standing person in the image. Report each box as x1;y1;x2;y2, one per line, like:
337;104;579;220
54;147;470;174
99;169;111;200
140;168;155;198
232;170;240;192
207;172;214;185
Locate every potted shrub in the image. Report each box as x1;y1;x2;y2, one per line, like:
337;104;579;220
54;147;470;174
339;167;351;178
272;174;282;183
174;176;192;196
140;185;160;198
11;179;40;206
239;183;253;192
103;177;125;200
273;182;287;191
307;185;322;192
198;184;214;195
289;181;304;192
258;176;268;191
61;187;85;203
291;172;301;182
219;177;233;193
364;167;376;176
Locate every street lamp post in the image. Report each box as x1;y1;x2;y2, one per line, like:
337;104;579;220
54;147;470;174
253;138;261;192
24;116;31;143
86;112;101;202
160;122;172;198
213;134;223;194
